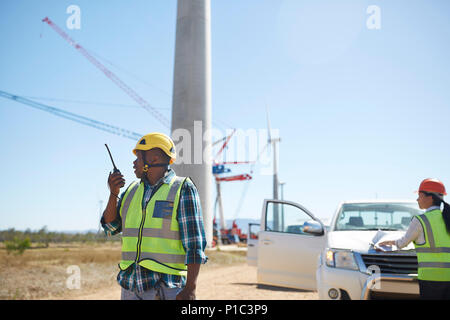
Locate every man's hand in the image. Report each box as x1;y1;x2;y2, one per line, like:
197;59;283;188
176;286;196;300
108;171;125;196
176;264;201;300
102;171;124;225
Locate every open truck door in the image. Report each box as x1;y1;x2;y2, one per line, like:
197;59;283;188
247;223;260;266
257;199;326;291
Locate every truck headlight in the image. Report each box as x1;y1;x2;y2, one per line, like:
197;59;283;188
325;249;359;271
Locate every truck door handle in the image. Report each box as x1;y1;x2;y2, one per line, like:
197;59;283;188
262;240;273;245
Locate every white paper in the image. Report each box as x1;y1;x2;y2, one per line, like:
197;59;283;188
371;230;398;252
371;230;388;244
374;242;398;252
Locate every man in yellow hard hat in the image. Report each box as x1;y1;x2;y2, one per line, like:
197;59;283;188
101;132;208;300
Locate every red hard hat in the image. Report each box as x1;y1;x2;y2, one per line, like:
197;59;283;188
417;178;447;195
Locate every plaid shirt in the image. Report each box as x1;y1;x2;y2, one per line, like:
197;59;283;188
101;169;208;292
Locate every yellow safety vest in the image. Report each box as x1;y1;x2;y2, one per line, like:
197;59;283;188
119;175;188;276
414;209;450;281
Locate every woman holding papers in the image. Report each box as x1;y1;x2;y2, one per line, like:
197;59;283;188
379;178;450;299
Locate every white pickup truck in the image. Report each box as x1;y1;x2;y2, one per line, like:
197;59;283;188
247;199;421;300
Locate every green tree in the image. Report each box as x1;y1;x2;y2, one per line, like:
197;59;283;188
5;236;31;255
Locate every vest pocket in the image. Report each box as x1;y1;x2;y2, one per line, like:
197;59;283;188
153;201;174;219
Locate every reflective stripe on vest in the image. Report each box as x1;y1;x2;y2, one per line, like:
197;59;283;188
121;251;185;264
418;262;450;268
119;176;188;276
121;182;140;224
414;210;450;281
415;247;450;253
420;214;435;248
122;226;180;239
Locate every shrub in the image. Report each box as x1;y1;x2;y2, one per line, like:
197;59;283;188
5;237;31;255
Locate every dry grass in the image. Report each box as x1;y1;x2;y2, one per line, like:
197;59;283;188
0;242;120;300
204;249;247;268
0;242;246;300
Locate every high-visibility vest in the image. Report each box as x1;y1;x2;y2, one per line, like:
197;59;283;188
414;209;450;281
119;175;188;276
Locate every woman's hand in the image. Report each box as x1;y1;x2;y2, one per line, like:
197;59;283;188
378;240;396;247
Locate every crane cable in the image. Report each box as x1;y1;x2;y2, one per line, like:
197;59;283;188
232;141;271;219
0;90;142;140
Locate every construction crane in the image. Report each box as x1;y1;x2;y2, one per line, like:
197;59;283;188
212;129;256;245
220;114;279;243
42;17;170;129
0;90;142;140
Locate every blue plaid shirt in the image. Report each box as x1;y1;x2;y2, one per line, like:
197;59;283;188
101;169;208;292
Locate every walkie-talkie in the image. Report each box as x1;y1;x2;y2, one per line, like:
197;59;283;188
105;144;121;174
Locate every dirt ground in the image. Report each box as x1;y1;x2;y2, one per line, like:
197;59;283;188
73;263;318;300
0;242;318;300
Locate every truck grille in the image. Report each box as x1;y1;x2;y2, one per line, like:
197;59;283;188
360;253;418;274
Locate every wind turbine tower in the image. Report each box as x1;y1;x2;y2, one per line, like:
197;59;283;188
171;0;213;246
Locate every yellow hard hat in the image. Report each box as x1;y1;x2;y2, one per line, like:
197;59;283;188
133;132;176;164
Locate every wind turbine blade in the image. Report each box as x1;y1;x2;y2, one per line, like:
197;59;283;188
266;106;272;143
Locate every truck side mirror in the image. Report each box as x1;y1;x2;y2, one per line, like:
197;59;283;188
303;220;324;236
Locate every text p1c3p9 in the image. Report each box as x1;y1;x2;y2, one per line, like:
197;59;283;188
225;304;268;315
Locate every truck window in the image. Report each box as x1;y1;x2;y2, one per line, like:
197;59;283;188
335;202;421;231
266;202;315;235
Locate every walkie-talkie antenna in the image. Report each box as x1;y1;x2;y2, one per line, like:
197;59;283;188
105;144;118;172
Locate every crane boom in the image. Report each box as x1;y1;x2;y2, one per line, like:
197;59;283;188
215;174;252;182
42;17;170;129
0;90;142;140
214;129;236;161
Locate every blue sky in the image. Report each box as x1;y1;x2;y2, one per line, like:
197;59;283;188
1;0;450;231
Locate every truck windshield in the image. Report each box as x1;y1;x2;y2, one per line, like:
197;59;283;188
334;202;422;231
